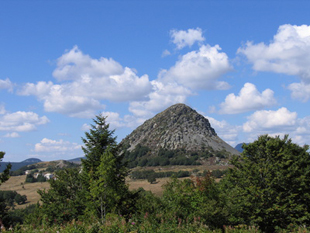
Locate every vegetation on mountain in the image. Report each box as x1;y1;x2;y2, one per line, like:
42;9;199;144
121;104;239;167
0;191;27;207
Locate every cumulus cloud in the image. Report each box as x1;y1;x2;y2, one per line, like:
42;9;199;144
170;28;205;49
53;46;124;81
18;46;152;117
288;82;310;102
0;78;13;92
129;80;193;120
4;132;20;138
34;138;81;153
243;107;297;133
206;115;241;146
0;111;49;132
159;45;232;90
238;24;310;82
102;111;126;130
219;83;277;114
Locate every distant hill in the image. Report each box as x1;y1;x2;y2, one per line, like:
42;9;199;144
67;157;85;164
21;158;42;163
0;158;42;173
0;157;85;173
121;103;240;167
234;143;248;153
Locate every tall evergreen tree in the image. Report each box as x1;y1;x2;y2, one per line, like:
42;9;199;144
88;147;130;222
81;114;133;221
81;114;118;180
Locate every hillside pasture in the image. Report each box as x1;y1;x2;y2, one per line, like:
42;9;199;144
0;164;230;208
0;175;50;209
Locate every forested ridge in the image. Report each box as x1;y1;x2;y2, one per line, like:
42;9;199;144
1;115;310;232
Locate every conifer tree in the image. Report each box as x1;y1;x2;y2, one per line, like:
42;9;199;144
81;114;132;221
88;147;129;222
81;114;118;181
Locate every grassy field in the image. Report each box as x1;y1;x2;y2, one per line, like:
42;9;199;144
0;175;50;209
0;164;229;209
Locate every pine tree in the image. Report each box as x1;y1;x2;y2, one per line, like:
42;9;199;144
81;114;132;221
88;148;129;222
81;114;118;180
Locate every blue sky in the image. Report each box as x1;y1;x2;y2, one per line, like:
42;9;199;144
1;1;310;162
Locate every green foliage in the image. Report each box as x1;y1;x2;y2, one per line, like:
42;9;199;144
124;145;202;168
87;148;130;223
221;135;310;232
0;191;27;207
81;114;118;179
25;174;35;183
162;173;227;229
130;169;191;180
36;174;47;182
0;151;11;184
147;173;156;184
35;168;86;226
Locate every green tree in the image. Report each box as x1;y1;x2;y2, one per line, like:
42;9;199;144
36;168;86;225
25;174;35;183
0;152;11;223
81;115;134;222
162;173;227;229
88;148;130;223
221;135;310;232
0;152;11;185
14;194;27;205
147;173;156;184
81;114;118;181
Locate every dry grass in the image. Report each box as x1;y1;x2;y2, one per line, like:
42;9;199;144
0;175;50;209
127;177;178;196
0;164;228;209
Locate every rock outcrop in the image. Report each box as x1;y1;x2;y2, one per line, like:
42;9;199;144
121;103;239;157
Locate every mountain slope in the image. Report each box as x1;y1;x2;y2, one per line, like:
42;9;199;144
121;103;239;167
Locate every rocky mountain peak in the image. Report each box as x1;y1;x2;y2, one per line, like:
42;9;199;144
121;103;239;157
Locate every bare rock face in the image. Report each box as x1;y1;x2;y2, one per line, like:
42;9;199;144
121;103;239;157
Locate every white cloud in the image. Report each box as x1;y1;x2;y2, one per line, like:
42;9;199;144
4;132;20;138
288;82;310;102
81;123;91;131
243;107;297;133
102;111;126;130
162;49;171;57
0;111;49;132
18;46;152;117
34;138;81;153
206;115;241;146
53;46;124;81
219;83;277;114
129;80;193;120
238;24;310;82
159;44;232;90
0;78;13;92
170;28;205;49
